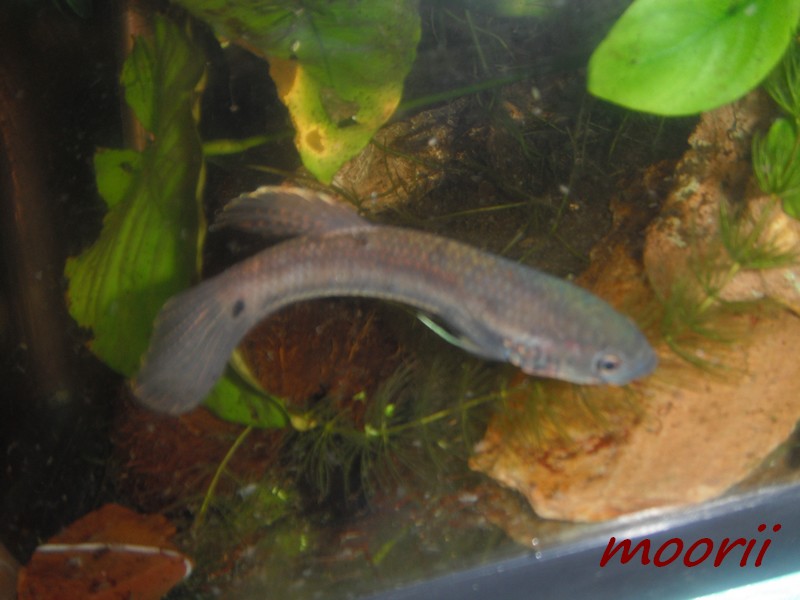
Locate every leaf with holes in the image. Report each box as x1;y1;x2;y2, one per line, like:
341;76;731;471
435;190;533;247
177;0;420;182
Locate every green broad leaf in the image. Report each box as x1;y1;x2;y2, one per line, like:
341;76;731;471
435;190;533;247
94;149;141;210
65;17;206;377
588;0;800;116
176;0;421;182
203;350;288;428
204;370;289;429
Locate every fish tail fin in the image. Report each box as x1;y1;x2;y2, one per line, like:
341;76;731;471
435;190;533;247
210;186;372;238
132;276;251;415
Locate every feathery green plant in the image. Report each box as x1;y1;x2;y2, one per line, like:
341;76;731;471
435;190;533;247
754;37;800;219
659;198;797;366
287;357;502;501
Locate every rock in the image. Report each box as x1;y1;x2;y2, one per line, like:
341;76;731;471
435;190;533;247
470;92;800;522
644;91;800;314
17;504;191;600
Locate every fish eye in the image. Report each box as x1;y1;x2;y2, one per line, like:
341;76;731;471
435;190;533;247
594;352;622;376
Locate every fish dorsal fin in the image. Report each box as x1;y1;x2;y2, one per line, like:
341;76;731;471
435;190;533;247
210;186;372;239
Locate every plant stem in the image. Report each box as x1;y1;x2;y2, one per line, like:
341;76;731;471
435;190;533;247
696;261;741;314
194;425;253;530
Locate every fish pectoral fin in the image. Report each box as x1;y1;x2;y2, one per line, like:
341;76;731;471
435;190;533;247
210;186;372;239
416;313;487;356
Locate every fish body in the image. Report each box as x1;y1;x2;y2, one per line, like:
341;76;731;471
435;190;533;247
134;187;657;414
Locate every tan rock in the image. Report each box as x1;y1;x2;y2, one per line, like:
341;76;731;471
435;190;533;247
644;92;800;314
471;92;800;522
472;254;800;522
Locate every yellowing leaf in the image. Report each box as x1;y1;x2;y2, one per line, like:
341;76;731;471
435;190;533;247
269;56;405;182
176;0;421;182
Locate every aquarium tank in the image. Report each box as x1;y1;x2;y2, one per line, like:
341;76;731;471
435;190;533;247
3;0;800;598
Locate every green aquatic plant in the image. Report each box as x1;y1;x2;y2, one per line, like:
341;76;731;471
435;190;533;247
764;34;800;119
194;425;253;529
287;357;502;501
752;118;800;218
589;0;800;116
176;0;421;183
659;199;797;366
64;2;423;425
202;350;288;428
64;16;288;427
658;278;737;370
65;17;205;377
754;38;800;219
186;464;312;593
717;197;798;271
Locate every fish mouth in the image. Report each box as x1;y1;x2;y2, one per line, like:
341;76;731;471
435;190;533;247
625;344;659;383
594;343;658;386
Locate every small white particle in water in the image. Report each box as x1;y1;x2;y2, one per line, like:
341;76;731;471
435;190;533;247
291;39;301;53
558;184;570;195
744;3;757;16
428;136;439;147
531;537;540;547
238;483;258;499
531;86;542;101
